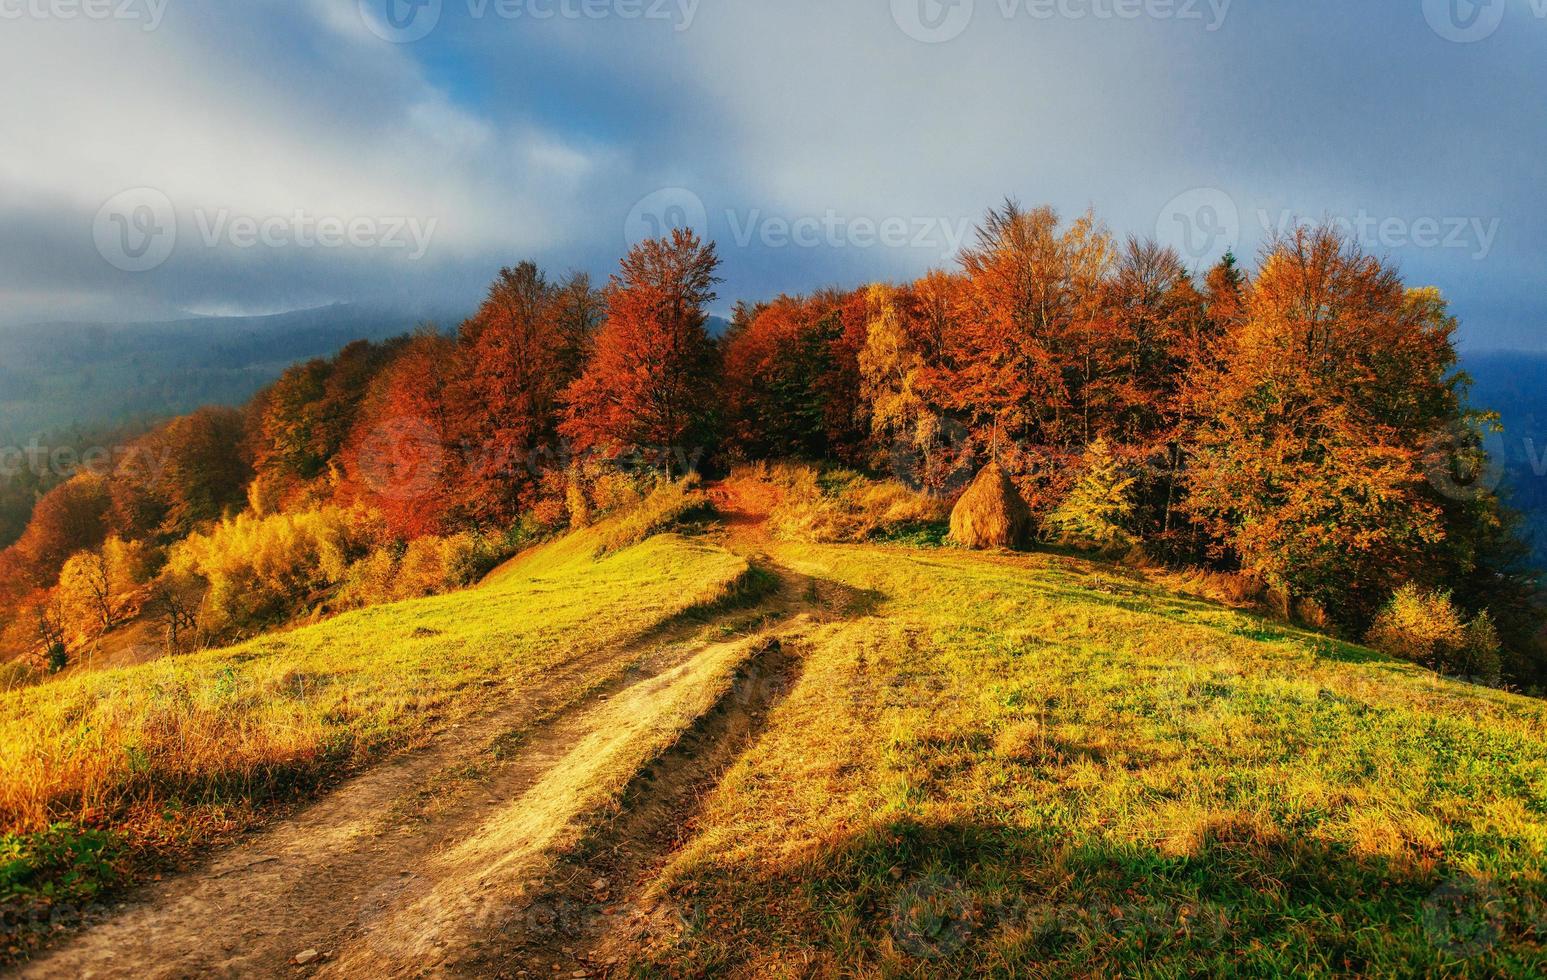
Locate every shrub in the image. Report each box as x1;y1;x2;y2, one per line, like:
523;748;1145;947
1366;586;1465;666
396;532;479;600
165;505;385;638
530;496;568;531
1366;585;1501;683
337;548;399;609
337;532;485;609
589;468;647;516
0;660;39;692
765;464;949;545
0;823;126;905
565;465;592;529
1460;612;1504;686
596;476;714;554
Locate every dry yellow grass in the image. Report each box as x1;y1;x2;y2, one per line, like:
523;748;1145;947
758;463;948;544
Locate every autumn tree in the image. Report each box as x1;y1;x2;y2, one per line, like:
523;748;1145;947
247;340;401;506
721;290;868;461
250;358;331;484
1202;251;1247;337
860;284;928;463
1105;238;1211;549
859;276;967;492
32;597;67;673
451;262;574;524
554;270;604;380
57;549;117;636
112;407;252;539
1185;226;1465;625
562;229;722;475
920;203;1120;509
3;473;111;590
147;567;203;654
343;330;460;538
54;536;150;639
1043;437;1137;552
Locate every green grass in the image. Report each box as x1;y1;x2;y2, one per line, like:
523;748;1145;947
637;540;1547;977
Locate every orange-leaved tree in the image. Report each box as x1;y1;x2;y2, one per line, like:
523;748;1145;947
1185;225;1464;626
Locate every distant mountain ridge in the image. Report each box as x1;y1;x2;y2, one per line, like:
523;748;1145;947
0;304;468;444
1465;351;1547;568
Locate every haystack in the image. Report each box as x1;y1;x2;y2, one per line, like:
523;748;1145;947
949;462;1031;550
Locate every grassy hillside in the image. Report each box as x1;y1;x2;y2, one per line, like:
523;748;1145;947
628;537;1547;977
4;491;1546;974
0;521;751;934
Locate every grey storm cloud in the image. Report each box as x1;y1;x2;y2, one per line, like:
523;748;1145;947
0;0;1543;349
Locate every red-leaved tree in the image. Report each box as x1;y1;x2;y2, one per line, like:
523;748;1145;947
562;229;721;475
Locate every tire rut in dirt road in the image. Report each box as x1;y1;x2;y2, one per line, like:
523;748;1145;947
318;626;795;978
448;631;808;978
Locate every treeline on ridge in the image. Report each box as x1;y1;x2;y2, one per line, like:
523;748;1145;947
0;203;1540;688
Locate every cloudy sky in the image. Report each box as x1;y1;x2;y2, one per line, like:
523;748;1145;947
1;0;1544;348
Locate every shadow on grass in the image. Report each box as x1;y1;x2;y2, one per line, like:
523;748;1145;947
645;816;1547;978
